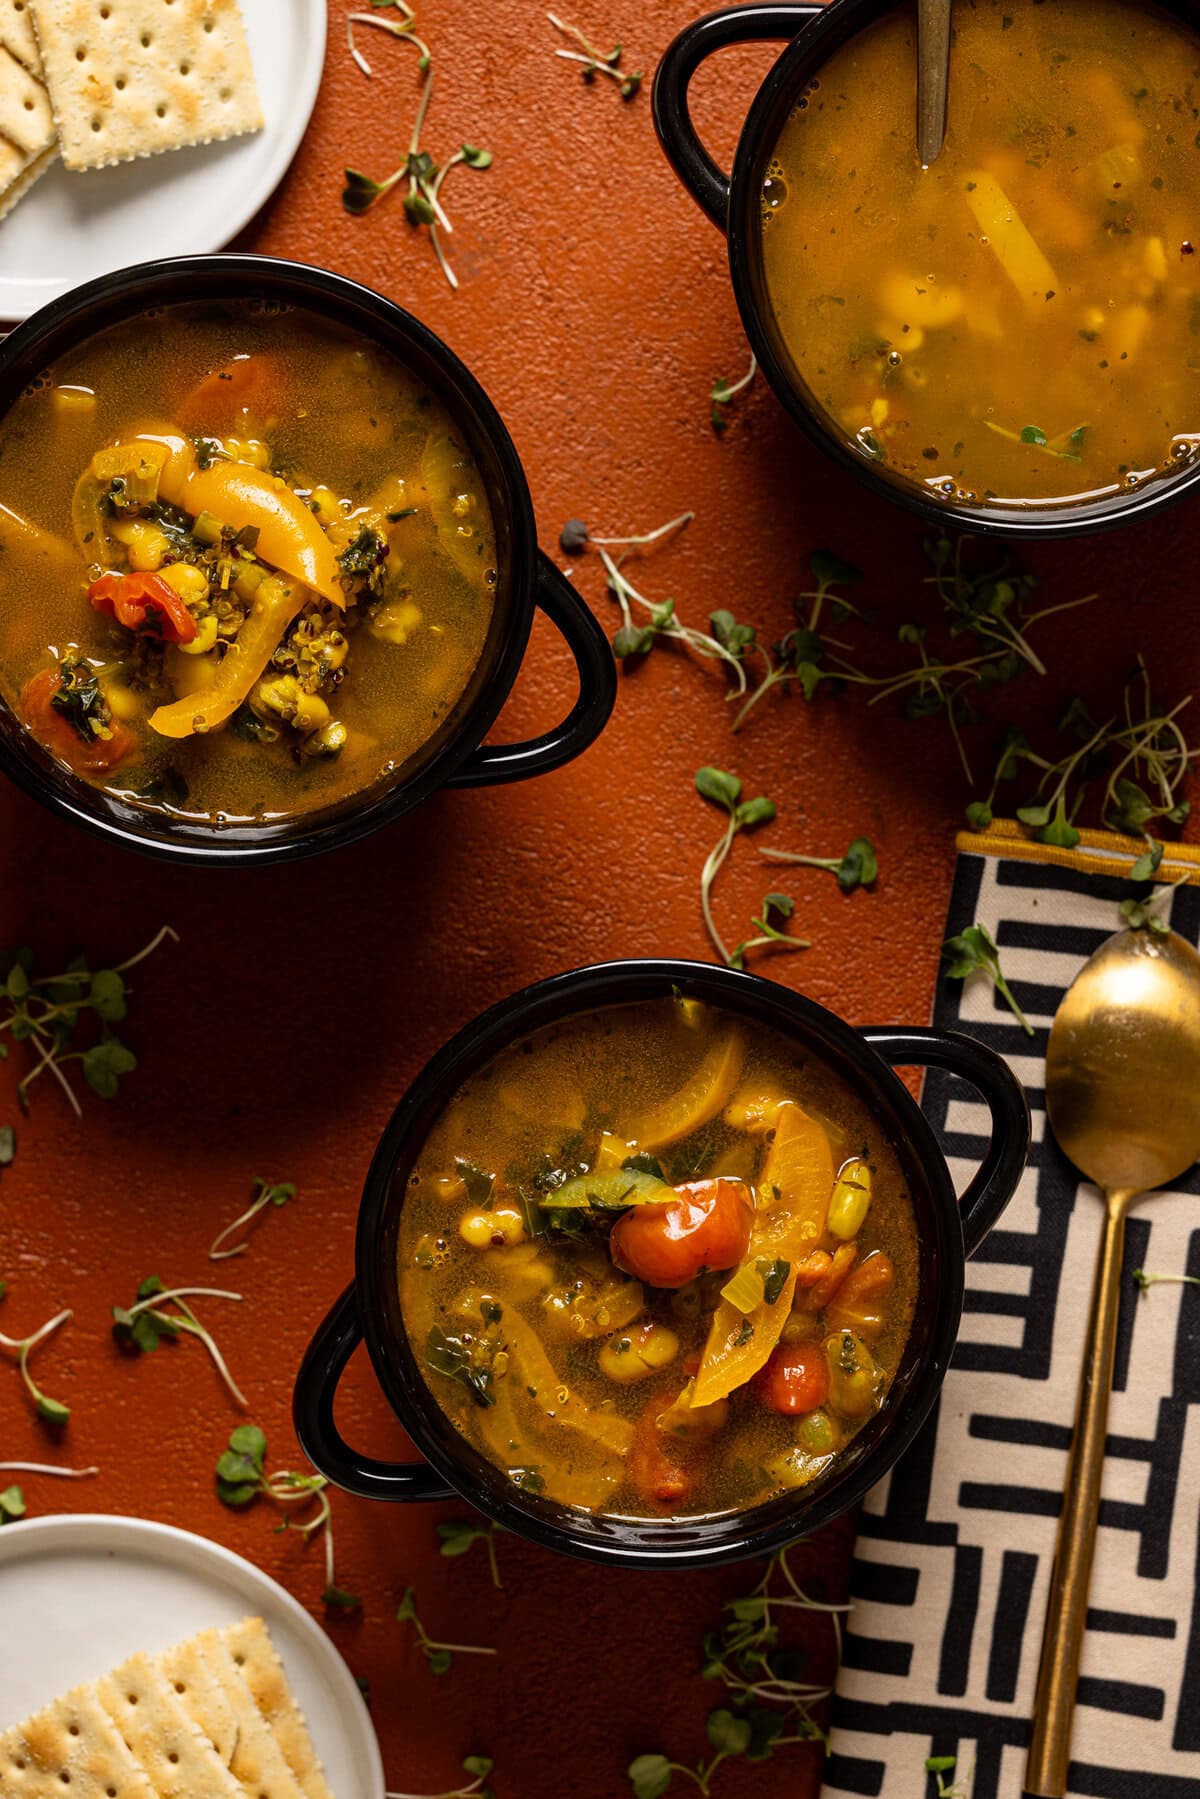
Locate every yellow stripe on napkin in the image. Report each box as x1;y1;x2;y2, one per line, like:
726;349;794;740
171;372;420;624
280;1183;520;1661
956;817;1200;884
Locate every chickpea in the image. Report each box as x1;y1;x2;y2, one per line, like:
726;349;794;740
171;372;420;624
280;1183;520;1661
160;562;210;604
598;1321;679;1383
457;1205;526;1250
178;614;219;656
110;518;171;571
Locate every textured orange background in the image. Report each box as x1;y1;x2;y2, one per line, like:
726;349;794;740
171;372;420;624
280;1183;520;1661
2;3;1199;1795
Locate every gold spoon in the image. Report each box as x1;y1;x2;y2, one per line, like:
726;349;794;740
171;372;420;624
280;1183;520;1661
1026;921;1200;1796
917;0;953;166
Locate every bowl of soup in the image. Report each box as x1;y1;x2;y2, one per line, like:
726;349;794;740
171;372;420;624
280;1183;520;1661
0;256;616;863
655;0;1200;535
293;960;1029;1568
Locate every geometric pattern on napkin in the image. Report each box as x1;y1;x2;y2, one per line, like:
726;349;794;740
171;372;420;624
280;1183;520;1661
823;848;1200;1799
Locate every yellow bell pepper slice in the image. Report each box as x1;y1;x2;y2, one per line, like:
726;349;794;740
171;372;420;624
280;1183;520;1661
148;572;307;740
152;445;343;607
628;1027;746;1153
690;1101;834;1408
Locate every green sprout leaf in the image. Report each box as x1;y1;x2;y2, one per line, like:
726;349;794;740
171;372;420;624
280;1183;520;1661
942;923;1033;1036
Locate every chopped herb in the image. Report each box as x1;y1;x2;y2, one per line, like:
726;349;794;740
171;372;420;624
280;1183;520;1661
425;1323;497;1408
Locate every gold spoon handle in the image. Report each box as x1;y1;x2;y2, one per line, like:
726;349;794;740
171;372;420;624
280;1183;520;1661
1025;1187;1134;1796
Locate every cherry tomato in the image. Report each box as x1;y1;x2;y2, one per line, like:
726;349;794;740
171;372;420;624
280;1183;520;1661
20;669;135;773
609;1177;753;1290
88;572;198;645
759;1341;831;1415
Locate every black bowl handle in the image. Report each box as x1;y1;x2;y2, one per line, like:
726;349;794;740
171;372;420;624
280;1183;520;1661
653;3;824;229
445;550;616;789
293;1284;454;1502
859;1027;1030;1258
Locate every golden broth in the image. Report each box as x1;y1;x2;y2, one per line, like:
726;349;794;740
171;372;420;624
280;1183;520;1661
762;0;1200;508
0;302;497;824
398;999;919;1520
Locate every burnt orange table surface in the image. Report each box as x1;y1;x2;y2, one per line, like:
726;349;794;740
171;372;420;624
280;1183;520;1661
4;5;1200;1796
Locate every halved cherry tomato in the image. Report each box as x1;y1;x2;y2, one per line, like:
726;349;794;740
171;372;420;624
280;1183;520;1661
630;1392;690;1510
176;353;282;431
758;1341;831;1415
88;571;198;645
609;1177;753;1290
20;668;135;773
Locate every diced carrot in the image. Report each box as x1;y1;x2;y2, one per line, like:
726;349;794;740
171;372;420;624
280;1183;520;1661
176;353;283;432
827;1251;895;1340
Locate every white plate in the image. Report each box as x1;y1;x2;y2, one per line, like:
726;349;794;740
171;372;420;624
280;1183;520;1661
0;1513;385;1799
0;0;325;321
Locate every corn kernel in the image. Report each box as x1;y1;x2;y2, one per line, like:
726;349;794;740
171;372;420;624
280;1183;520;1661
870;397;890;428
52;384;96;415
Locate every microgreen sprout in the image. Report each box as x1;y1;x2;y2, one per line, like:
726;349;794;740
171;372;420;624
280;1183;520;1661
396;1586;498;1675
215;1424;359;1610
546;12;643;98
209;1175;297;1261
710;352;757;434
0;1461;99;1525
942;923;1033;1036
568;513;755;690
761;836;879;893
0;1126;14;1166
629;1545;843;1795
733;538;1096;779
1119;872;1190;936
696;768;808;970
0;1282;73;1422
972;657;1198;855
436;1516;504;1589
343;4;493;289
925;1755;971;1798
984;420;1089;464
386;1756;495;1799
113;1277;247;1408
0;925;176;1117
1133;1267;1200;1295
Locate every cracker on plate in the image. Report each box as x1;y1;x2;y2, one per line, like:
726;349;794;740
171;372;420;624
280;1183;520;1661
155;1634;238;1768
222;1618;335;1799
29;0;263;172
0;141;54;220
95;1654;243;1799
0;1683;159;1798
0;39;52;156
0;0;41;73
187;1631;307;1799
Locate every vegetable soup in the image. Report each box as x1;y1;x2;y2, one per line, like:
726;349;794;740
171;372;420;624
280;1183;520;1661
0;302;497;824
762;0;1200;508
398;998;918;1519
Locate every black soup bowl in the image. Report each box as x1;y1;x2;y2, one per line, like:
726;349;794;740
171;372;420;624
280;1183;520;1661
0;255;615;866
653;0;1200;539
294;959;1031;1570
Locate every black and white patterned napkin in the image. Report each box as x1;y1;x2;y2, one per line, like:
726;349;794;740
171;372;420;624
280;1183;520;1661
823;833;1200;1799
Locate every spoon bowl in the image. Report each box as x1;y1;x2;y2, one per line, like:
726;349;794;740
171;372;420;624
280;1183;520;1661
1027;922;1200;1796
1046;926;1200;1196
